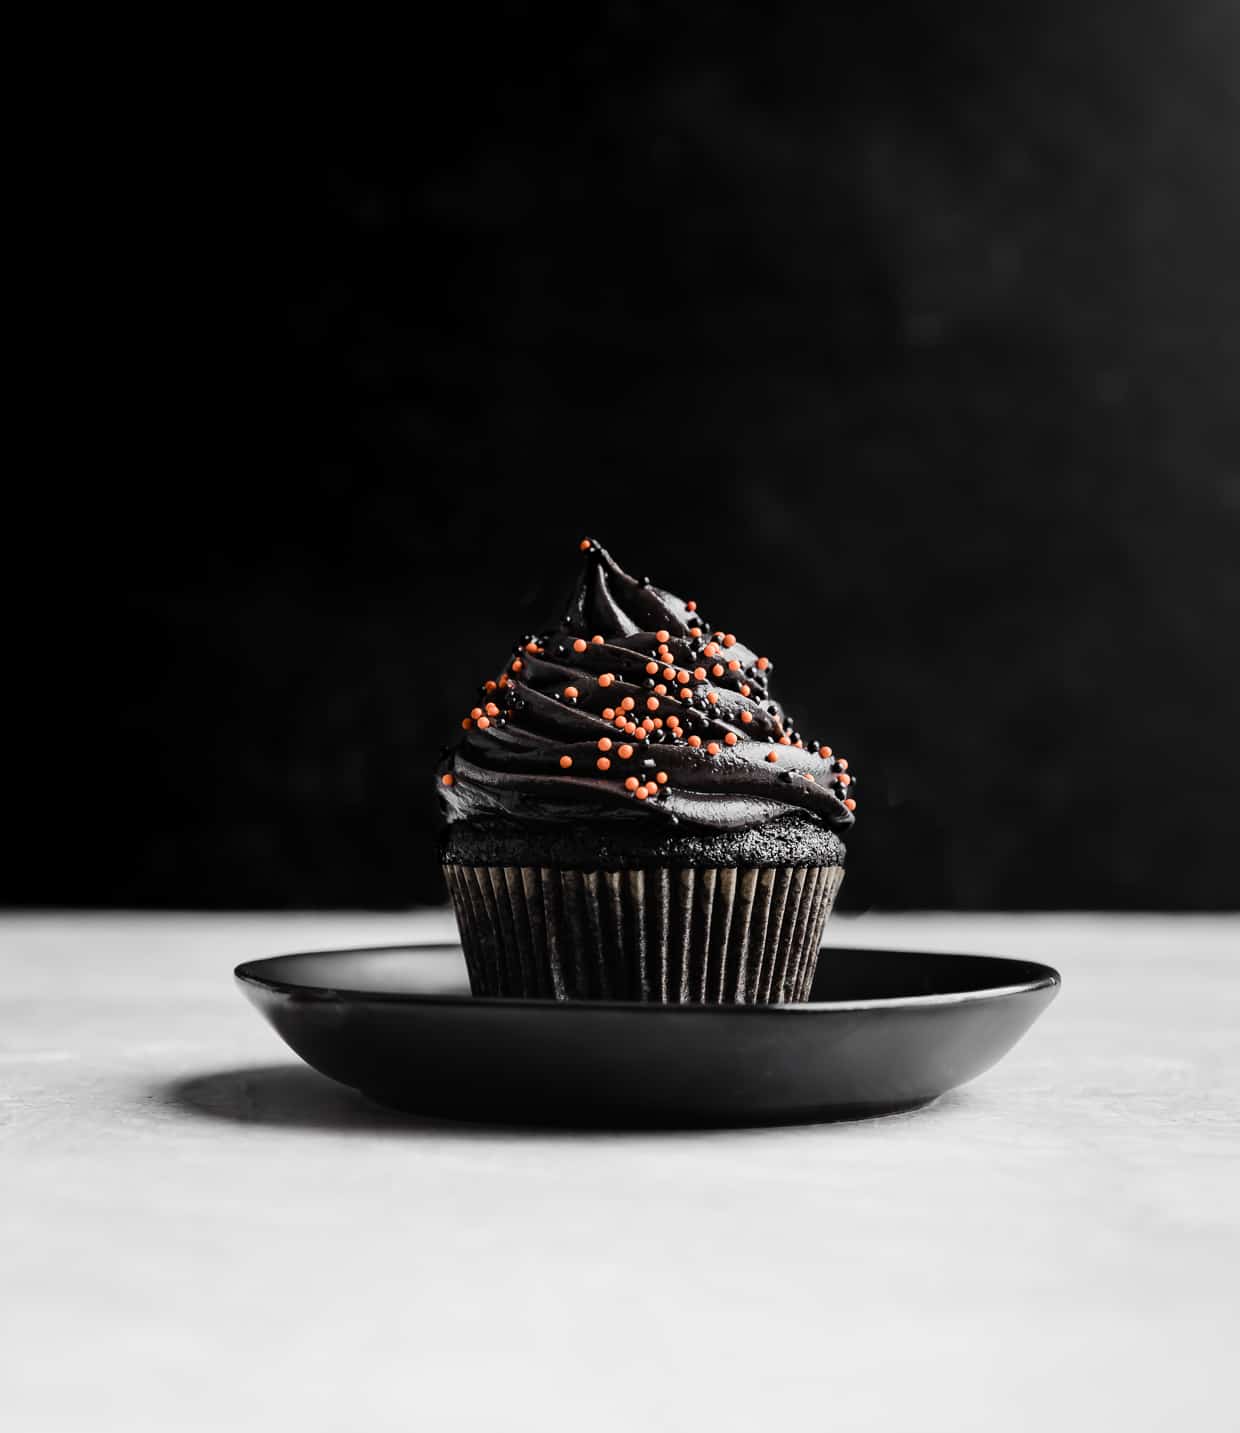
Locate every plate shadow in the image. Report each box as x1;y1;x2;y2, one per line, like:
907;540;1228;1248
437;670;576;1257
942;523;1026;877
157;1064;964;1137
161;1064;424;1133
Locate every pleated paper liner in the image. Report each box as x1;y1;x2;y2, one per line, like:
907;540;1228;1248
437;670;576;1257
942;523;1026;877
443;864;844;1004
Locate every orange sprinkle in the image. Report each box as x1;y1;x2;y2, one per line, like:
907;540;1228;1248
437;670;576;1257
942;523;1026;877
646;697;659;711
837;759;849;771
563;686;579;700
804;773;816;783
441;773;454;786
644;782;658;796
645;661;659;675
663;667;676;681
618;744;634;759
526;641;540;654
756;657;770;670
656;629;669;643
642;718;655;731
579;538;592;550
779;735;791;745
706;692;719;705
476;716;490;730
679;687;692;701
665;715;680;729
693;667;707;681
838;772;852;787
512;659;523;672
654;684;667;696
676;670;690;685
714;630;725;639
819;746;833;758
559;755;573;769
484;680;497;692
485;702;499;716
844;798;857;811
766;750;778;762
706;741;720;756
740;711;753;724
621;697;636;711
794;739;803;749
591;635;604;645
687;735;702;748
689;626;702;637
614;715;628;729
625;776;640;791
634;787;648;800
634;728;648;741
656;771;668;784
498;674;509;687
598;737;613;751
727;659;741;672
686;601;696;612
657;644;671;657
461;718;472;730
573;638;587;653
597;757;611;771
653;718;663;728
739;684;751;696
724;732;738;746
470;707;483;719
624;722;637;734
598;673;614;688
711;663;724;677
602;707;616;720
703;642;719;658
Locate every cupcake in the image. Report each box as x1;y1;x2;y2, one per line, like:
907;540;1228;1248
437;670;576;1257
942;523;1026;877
437;540;856;1003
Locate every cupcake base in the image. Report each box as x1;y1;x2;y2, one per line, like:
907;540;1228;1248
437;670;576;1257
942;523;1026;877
444;863;843;1004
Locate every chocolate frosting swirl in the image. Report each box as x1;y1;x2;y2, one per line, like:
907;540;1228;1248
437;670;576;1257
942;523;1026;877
437;541;856;833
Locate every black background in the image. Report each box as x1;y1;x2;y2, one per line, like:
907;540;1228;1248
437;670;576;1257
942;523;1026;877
10;2;1238;910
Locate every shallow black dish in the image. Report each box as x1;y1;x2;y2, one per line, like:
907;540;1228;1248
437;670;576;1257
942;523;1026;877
234;943;1059;1128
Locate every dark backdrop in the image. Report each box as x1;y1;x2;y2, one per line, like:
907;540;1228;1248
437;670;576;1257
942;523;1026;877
10;2;1239;909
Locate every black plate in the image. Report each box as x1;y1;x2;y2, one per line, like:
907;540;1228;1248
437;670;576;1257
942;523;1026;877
235;944;1059;1128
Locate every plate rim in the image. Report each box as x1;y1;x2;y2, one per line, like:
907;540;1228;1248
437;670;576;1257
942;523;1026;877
234;942;1061;1014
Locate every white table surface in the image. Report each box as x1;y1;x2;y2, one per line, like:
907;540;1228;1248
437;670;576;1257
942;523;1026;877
2;912;1237;1432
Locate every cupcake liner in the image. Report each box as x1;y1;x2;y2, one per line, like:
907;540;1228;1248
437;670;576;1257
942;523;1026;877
443;863;844;1004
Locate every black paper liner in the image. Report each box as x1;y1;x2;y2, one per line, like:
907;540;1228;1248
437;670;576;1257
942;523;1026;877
443;864;844;1003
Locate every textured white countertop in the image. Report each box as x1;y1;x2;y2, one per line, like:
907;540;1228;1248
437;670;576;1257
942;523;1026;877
2;912;1237;1432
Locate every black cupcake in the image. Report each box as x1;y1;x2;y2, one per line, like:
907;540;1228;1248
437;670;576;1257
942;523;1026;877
437;540;856;1003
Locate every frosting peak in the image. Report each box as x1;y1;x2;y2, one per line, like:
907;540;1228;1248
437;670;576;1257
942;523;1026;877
563;542;697;641
437;539;856;832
